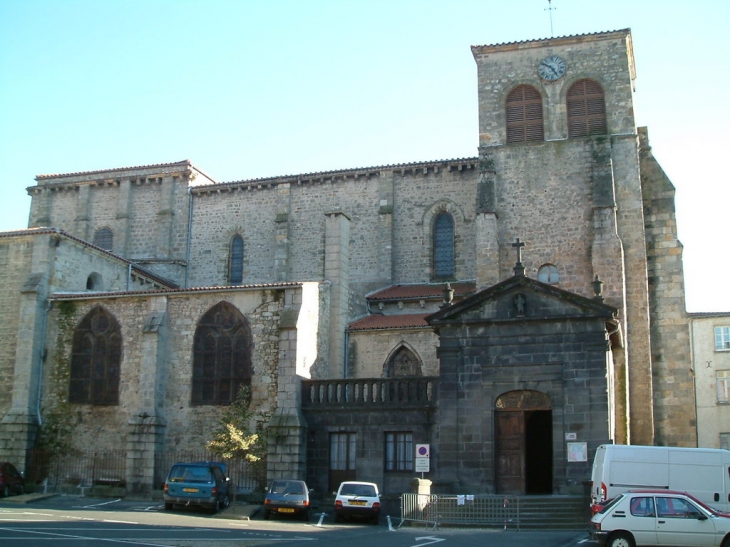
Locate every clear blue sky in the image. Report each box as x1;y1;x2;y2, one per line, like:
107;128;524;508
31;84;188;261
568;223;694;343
1;0;728;312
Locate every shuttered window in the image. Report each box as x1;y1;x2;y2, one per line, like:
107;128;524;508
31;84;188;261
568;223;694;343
506;85;544;144
567;79;607;138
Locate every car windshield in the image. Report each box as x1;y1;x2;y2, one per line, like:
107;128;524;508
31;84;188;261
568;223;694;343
270;481;305;495
341;484;376;497
168;465;213;483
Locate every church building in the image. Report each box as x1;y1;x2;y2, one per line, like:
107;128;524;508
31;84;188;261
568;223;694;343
0;29;694;497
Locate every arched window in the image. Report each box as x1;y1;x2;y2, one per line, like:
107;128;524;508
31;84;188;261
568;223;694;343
433;212;454;279
86;272;103;291
537;264;560;284
69;306;122;405
192;302;252;405
93;227;113;251
384;346;422;377
229;235;244;285
567;79;607;138
506;85;544;144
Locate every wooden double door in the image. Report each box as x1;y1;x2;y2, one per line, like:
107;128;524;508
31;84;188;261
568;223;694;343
495;391;553;494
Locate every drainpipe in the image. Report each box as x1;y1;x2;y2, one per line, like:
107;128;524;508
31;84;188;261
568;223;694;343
344;330;349;378
36;301;52;426
126;263;132;292
185;187;193;288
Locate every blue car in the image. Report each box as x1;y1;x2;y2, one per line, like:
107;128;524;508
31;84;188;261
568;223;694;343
163;462;230;513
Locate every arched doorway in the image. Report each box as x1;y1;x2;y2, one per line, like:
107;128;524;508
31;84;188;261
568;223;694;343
494;390;553;494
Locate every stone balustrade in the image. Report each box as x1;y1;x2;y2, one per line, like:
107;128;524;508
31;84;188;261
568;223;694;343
301;377;438;408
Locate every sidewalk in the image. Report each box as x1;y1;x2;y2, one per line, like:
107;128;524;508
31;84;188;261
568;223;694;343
214;502;261;520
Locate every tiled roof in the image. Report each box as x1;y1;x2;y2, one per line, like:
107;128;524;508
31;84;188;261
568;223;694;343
348;313;431;331
472;29;631;49
367;282;476;301
35;160;195;180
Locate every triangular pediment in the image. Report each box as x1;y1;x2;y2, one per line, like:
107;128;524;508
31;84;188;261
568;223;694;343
426;275;617;325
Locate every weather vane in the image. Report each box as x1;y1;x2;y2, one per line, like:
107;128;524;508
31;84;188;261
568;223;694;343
546;0;556;37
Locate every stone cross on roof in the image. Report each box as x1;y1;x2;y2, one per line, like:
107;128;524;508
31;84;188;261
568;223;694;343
512;238;526;276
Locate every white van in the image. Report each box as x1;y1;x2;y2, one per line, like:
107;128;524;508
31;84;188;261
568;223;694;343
591;444;730;512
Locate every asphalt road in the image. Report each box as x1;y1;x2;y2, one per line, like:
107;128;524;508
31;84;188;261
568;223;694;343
0;494;595;547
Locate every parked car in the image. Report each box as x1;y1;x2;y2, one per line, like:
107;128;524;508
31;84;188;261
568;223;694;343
163;461;230;513
333;481;381;524
263;479;312;521
0;462;25;497
590;490;730;547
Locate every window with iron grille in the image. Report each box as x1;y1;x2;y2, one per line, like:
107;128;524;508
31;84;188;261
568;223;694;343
192;302;252;405
93;227;113;251
385;432;413;472
720;432;730;450
716;326;730;350
229;235;244;285
717;370;730;403
506;85;544;144
433;212;454;279
69;306;121;405
567;79;607;138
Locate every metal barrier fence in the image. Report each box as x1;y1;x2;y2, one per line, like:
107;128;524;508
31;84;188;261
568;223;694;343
27;450;127;491
26;449;260;495
400;493;521;530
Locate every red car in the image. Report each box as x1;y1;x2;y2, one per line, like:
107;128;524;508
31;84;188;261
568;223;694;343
0;462;25;497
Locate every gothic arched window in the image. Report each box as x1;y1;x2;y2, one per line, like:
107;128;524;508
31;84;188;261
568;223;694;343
506;85;544;144
93;227;113;251
385;346;422;377
567;79;607;138
192;302;252;405
433;212;454;279
69;306;122;405
229;235;244;285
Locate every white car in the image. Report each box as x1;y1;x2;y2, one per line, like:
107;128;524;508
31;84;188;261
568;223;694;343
333;481;381;524
591;490;730;547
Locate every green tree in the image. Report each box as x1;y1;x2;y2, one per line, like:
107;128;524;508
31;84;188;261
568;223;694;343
206;387;267;486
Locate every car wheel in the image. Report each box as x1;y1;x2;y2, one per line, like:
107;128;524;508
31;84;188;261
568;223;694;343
2;486;8;498
18;485;24;495
220;495;230;510
334;513;343;523
164;502;173;510
371;514;379;525
721;536;730;547
263;509;270;520
608;532;635;547
302;508;311;521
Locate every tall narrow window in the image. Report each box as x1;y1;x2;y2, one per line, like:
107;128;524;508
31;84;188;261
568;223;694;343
69;306;122;405
715;327;730;350
506;85;544;144
385;346;422;377
567;79;607;138
385;432;413;472
717;371;730;403
329;432;357;491
192;302;252;405
229;235;244;285
93;227;113;251
433;212;454;279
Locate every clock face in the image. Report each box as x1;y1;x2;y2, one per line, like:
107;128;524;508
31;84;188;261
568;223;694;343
538;55;566;81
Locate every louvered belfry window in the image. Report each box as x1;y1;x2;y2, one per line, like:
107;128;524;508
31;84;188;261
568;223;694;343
506;85;544;144
567;79;607;138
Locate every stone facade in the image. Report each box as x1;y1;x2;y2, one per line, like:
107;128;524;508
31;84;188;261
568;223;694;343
0;29;698;498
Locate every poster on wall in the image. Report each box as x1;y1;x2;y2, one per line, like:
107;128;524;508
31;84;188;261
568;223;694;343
567;442;587;462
